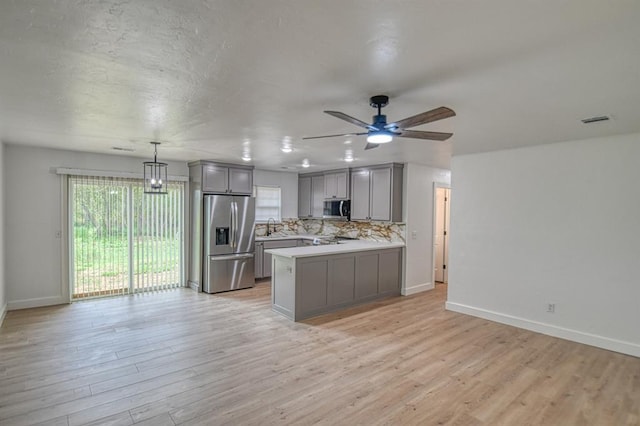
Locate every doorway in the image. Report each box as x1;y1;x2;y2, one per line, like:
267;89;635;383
433;185;450;284
69;175;185;299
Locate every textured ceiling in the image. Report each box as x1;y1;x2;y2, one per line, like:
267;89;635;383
1;1;639;171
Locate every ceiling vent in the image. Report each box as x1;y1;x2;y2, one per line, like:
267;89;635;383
112;146;135;152
581;115;610;124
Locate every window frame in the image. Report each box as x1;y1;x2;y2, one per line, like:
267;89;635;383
253;185;282;223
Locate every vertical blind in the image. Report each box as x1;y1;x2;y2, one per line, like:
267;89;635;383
69;175;184;299
254;185;281;222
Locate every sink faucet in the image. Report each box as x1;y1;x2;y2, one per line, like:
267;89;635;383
266;217;276;236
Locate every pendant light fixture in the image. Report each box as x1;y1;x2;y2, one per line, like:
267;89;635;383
143;142;168;194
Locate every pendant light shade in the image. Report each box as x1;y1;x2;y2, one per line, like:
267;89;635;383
144;142;168;194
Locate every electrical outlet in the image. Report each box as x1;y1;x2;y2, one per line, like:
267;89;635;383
55;230;62;239
546;303;556;313
411;231;418;240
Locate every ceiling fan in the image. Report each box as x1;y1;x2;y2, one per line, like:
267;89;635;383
303;95;455;150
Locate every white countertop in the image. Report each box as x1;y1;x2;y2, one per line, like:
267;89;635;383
264;240;404;258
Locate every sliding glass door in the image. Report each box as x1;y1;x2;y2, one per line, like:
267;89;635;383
69;176;184;299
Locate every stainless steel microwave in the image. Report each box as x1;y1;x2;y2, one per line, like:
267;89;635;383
323;200;350;220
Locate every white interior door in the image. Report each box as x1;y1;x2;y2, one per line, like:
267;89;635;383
434;187;451;283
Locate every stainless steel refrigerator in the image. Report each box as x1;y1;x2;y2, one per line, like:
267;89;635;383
202;195;255;293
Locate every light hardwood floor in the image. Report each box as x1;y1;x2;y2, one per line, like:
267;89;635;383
0;282;638;426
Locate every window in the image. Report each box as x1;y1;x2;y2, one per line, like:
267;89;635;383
254;185;281;222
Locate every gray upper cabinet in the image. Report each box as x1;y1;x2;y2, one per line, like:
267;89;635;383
298;176;312;218
298;173;325;218
350;169;371;220
311;175;325;217
202;164;229;193
228;167;253;194
350;163;403;222
323;170;349;199
370;168;392;220
193;162;253;195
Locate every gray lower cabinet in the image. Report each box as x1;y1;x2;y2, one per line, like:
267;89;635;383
272;247;402;321
256;239;300;278
255;242;264;278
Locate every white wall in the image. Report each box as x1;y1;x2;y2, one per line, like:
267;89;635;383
447;133;640;357
0;143;6;323
402;163;451;295
4;145;188;310
253;169;298;219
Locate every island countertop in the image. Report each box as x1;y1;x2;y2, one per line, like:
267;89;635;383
264;240;404;259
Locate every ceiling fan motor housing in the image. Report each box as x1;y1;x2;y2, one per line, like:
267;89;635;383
372;114;388;128
370;95;389;108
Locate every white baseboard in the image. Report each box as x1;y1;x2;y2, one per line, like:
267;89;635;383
0;303;6;326
446;301;640;358
7;296;68;311
402;282;434;296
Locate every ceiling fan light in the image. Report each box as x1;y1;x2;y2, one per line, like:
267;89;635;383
367;132;393;144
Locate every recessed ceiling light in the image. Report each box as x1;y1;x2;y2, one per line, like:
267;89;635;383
302;159;310;168
241;155;251;162
281;136;293;153
344;149;354;162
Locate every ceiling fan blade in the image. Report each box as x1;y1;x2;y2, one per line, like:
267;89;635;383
364;143;380;150
325;111;377;130
386;106;455;130
397;130;453;141
302;132;367;140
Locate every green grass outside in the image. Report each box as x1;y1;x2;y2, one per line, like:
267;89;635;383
73;225;181;294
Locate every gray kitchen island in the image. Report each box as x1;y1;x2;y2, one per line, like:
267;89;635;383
266;241;404;321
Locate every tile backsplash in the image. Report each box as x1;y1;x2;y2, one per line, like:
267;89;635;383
256;218;405;243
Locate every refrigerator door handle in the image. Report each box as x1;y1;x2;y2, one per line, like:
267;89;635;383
230;201;236;249
232;201;238;249
209;253;254;261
